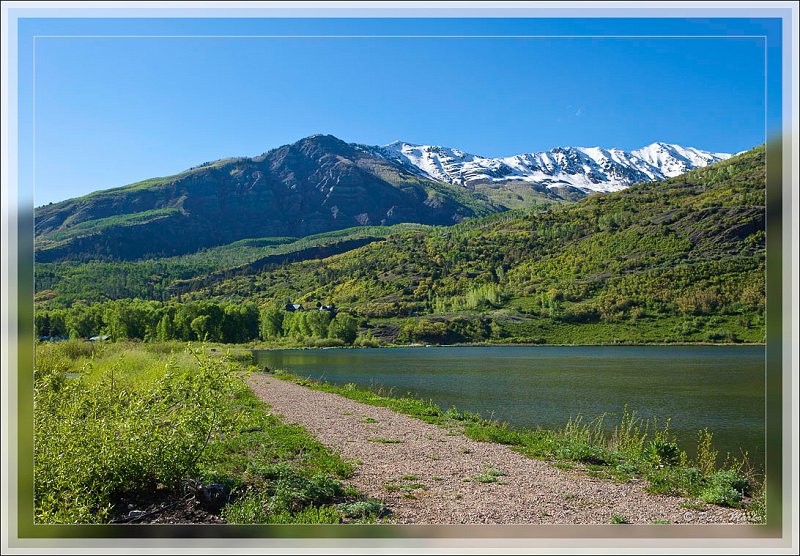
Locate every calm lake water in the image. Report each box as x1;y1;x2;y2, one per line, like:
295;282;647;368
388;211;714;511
252;345;765;468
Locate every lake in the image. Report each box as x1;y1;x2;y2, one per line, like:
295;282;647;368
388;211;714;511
252;345;765;469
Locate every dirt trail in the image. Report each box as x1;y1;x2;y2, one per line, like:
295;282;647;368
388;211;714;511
248;374;748;525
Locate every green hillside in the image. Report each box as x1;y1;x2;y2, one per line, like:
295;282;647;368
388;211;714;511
35;224;430;308
188;145;766;344
34;146;765;345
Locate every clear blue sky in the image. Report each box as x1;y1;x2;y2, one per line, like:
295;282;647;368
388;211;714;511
18;17;781;206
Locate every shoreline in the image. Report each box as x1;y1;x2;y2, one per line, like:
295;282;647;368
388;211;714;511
248;371;757;524
248;341;766;351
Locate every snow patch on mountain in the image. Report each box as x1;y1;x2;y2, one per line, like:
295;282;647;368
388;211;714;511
376;141;732;194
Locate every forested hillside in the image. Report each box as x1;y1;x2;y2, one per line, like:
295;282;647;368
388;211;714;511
190;144;766;343
34;146;765;345
35;224;429;307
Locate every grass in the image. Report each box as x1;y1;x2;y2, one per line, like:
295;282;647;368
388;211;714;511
472;468;505;483
33;341;384;524
271;368;764;522
610;514;629;524
367;437;404;444
383;477;427;497
679;500;708;511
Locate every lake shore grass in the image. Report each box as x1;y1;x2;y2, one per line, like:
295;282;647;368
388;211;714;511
33;340;386;524
248;341;765;350
267;367;765;523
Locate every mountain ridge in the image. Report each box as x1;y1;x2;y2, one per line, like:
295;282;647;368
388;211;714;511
34;134;736;263
34;134;499;262
375;140;730;194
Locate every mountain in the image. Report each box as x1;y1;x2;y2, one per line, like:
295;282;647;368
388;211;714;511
35;145;765;345
184;145;764;344
34;135;499;262
34;134;730;263
376;141;731;197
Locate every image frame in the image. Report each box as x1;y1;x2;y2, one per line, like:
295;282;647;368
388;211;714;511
1;2;797;553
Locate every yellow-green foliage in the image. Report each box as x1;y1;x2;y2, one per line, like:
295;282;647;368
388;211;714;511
193;146;765;333
35;146;766;346
34;343;243;523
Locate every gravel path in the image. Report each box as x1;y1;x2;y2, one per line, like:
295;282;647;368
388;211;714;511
248;374;749;525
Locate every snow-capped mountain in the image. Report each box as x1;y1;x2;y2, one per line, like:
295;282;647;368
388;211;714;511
375;141;731;194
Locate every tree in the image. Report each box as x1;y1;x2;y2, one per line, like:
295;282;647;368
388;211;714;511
66;304;104;339
222;303;259;343
306;311;332;338
259;305;284;339
190;315;211;341
328;313;358;344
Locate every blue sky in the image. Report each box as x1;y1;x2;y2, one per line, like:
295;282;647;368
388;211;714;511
18;17;781;206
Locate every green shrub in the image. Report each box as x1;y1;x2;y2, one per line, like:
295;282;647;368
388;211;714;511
699;483;742;506
555;442;616;466
222;470;345;524
646;466;705;496
464;423;523;445
700;469;750;506
646;438;681;467
336;500;387;520
34;343;72;377
444;406;481;422
695;429;719;475
269;472;344;514
58;339;100;360
353;335;381;348
747;483;766;524
222;492;342;524
245;462;295;483
268;505;341;524
221;491;271;523
34;346;242;523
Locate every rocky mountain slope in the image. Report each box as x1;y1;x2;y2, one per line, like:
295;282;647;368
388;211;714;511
35;135;498;262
